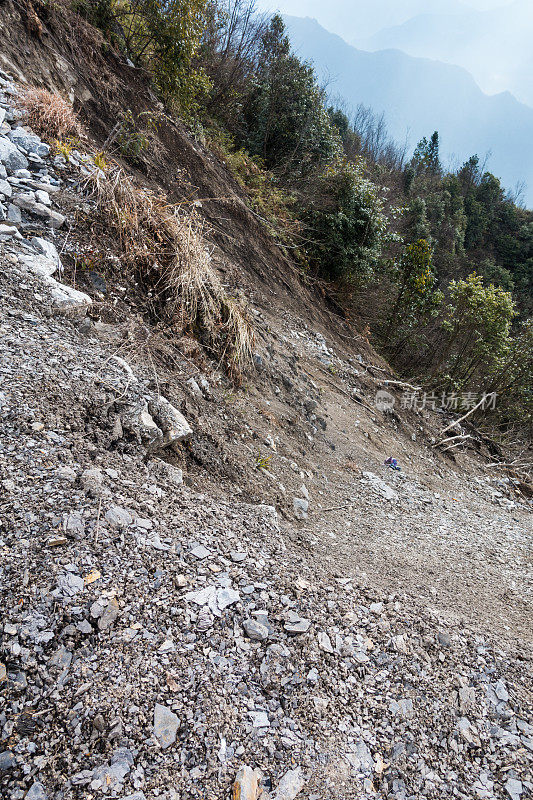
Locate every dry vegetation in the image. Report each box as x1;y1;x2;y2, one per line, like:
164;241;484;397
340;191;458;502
15;87;83;139
84;165;254;376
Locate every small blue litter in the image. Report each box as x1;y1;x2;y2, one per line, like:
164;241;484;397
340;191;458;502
384;457;401;471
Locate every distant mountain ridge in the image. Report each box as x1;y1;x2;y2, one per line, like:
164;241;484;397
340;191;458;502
256;0;474;39
360;0;533;107
283;15;533;207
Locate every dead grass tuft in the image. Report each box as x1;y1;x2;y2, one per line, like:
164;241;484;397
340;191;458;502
16;88;83;140
84;166;253;376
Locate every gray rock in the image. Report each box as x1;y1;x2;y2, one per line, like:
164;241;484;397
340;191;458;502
6;203;21;223
216;587;240;611
31;236;62;271
105;505;133;528
284;613;311;635
186;377;203;397
47;278;91;312
243;618;269;641
21;178;60;193
153;703;179;749
505;779;523;800
121;401;163;448
495;679;510;702
317;631;334;653
91;747;133;791
8;127;50;157
19;253;59;278
0;177;12;197
0;223;20;239
12;194;66;227
97;597;119;631
190;544;210;560
293;497;309;519
35;189;51;205
0;750;16;770
458;686;476;712
25;782;48;800
147;395;193;448
63;510;85;538
0;137;28;172
306;668;319;684
55;572;84;597
271;767;305;800
249;710;269;728
362;471;398;501
48;645;72;670
81;467;104;495
78;620;93;634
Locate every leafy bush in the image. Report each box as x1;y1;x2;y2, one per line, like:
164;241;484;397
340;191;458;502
72;0;116;37
116;109;159;161
118;0;212;115
384;239;443;339
74;0;211;115
216;139;304;257
433;273;516;388
489;319;533;432
303;159;388;284
241;15;340;181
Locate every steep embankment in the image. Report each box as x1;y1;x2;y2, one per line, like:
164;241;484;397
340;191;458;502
0;4;532;800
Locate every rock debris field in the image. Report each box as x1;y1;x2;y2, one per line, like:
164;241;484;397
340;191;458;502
0;70;532;800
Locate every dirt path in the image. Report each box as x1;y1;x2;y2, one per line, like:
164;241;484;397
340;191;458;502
230;308;533;652
302;470;532;647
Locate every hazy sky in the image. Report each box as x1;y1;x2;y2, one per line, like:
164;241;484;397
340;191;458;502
255;0;520;39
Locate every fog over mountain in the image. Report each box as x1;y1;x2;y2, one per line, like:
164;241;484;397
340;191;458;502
257;0;516;38
281;15;533;206
361;0;533;107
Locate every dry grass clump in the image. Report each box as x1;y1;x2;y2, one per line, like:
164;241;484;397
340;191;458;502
84;166;254;376
16;88;83;140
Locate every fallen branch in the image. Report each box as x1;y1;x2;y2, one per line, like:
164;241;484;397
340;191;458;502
316;502;352;514
440;435;474;452
383;379;421;392
434;433;469;448
438;396;486;437
101;121;122;152
360;361;388;374
486;460;532;470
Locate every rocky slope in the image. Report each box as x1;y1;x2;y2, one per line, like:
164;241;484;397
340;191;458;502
0;61;532;800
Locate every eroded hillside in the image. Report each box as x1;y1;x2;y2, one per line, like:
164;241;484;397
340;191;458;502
0;5;532;800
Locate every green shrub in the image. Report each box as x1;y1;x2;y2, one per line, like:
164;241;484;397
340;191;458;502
303;159;388;284
434;273;516;387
